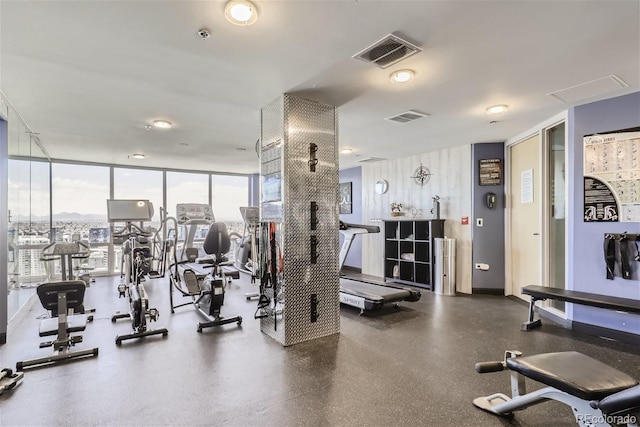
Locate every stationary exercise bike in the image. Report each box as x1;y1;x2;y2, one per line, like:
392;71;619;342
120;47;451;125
108;199;168;345
474;350;640;426
169;219;242;332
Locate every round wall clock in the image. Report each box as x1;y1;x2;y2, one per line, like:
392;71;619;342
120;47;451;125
411;165;432;186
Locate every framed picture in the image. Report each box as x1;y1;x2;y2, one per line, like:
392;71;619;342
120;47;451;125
479;158;502;185
339;182;352;214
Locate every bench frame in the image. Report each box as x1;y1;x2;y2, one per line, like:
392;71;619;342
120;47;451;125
520;285;640;331
473;350;639;427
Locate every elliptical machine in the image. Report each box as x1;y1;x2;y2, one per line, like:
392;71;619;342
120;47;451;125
234;207;260;298
108;199;168;345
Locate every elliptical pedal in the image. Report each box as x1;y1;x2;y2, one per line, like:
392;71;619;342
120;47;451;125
183;270;201;295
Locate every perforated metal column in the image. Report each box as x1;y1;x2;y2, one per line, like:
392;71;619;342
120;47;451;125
259;94;339;346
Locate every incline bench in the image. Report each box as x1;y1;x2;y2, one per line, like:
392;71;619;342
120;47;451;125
521;285;640;331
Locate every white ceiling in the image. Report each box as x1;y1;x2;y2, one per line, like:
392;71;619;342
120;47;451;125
1;1;638;174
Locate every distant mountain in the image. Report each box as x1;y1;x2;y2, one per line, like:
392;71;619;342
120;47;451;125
13;212;107;222
53;212;107;221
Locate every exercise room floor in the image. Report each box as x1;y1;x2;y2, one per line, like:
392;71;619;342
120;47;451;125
1;274;639;427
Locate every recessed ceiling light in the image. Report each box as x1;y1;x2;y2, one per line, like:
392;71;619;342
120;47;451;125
340;148;353;154
225;0;258;26
153;120;172;129
390;69;415;84
132;153;146;159
486;104;508;114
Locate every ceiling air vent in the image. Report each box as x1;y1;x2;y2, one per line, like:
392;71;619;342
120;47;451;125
353;34;422;69
385;110;429;124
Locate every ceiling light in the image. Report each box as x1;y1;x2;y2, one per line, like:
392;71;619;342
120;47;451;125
486;104;508;114
132;153;145;159
225;0;258;26
390;69;415;84
144;124;152;130
153;120;172;129
340;148;353;154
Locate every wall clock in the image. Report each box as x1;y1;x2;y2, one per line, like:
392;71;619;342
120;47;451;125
411;164;432;186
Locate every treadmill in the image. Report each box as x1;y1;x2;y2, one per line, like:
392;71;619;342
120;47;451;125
339;222;421;314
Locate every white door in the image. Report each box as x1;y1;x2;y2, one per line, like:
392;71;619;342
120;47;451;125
509;134;541;301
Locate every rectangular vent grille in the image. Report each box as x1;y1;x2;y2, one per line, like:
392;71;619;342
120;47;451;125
547;75;629;104
385;110;429;124
353;34;422;69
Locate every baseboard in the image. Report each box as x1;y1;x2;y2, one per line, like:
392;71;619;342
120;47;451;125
472;288;504;295
538;307;572;329
572;321;640;346
341;266;362;274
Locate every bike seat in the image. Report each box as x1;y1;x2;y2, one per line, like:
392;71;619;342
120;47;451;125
506;351;638;401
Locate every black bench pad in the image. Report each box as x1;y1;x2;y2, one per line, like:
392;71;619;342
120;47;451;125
522;285;640;313
506;351;638;401
39;315;88;337
598;384;640;416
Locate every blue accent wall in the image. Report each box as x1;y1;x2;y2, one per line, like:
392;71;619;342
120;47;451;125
339;166;362;269
570;92;640;335
471;143;505;290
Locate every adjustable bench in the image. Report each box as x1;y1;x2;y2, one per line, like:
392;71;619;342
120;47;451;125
520;285;640;331
474;350;640;426
16;281;98;371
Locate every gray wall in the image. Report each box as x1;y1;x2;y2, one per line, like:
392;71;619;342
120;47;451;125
570;92;640;335
338;166;362;270
471;143;505;290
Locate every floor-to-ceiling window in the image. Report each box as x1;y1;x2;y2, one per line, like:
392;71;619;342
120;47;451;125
6;158;251;325
211;174;249;235
51;163;110;275
113;168;164;273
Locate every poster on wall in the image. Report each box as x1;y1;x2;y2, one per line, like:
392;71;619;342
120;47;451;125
583;176;618;221
583;129;640;222
339;182;352;214
479;158;502;185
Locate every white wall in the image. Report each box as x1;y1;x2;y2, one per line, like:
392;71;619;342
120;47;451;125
360;144;473;294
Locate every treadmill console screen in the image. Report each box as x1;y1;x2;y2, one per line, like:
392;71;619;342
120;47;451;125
176;204;214;224
107;199;154;222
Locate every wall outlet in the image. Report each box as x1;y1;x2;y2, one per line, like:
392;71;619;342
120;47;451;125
475;263;490;271
476;218;483;227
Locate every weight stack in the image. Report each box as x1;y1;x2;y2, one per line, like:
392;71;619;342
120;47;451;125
259;94;340;346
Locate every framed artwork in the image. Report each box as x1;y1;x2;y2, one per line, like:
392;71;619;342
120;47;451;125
339;182;352;214
479;158;502;185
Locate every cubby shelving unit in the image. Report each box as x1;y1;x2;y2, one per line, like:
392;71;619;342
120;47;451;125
384;220;444;290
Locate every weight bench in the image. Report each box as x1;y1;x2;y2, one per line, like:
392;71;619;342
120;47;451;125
474;351;640;426
520;285;640;331
16;281;99;371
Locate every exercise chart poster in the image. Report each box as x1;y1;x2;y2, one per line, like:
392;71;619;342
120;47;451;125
583;129;640;222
